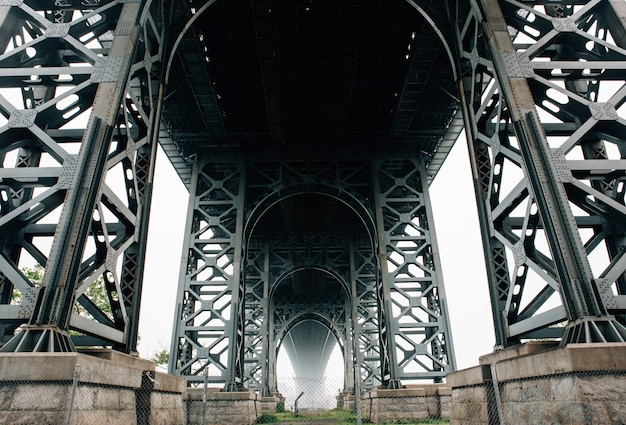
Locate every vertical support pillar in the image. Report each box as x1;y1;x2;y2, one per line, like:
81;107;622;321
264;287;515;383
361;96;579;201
479;0;626;343
372;158;456;386
169;157;247;386
1;1;143;352
418;159;458;376
261;241;272;395
348;239;361;394
372;163;400;388
349;236;382;390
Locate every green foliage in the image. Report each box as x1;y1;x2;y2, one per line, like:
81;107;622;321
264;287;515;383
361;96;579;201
73;278;112;316
152;349;170;365
12;264;45;303
256;409;449;424
17;265;111;318
22;263;44;284
257;413;278;423
276;401;285;413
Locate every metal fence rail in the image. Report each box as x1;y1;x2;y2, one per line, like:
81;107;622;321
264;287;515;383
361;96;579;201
2;365;626;424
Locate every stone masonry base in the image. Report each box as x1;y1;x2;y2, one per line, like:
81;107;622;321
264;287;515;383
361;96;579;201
0;350;186;425
447;342;626;425
184;388;284;425
336;384;451;423
364;384;452;423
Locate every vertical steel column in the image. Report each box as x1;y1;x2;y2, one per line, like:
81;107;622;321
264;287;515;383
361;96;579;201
349;236;382;389
457;0;626;344
117;0;167;353
418;159;458;375
372;158;455;386
169;157;247;386
455;0;563;346
242;238;270;393
0;1;147;352
486;0;626;342
372;163;400;388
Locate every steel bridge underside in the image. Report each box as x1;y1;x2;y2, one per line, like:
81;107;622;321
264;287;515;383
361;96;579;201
0;0;625;394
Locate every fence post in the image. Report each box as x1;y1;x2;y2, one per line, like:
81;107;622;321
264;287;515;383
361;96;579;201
65;364;80;425
201;366;208;425
294;391;304;416
354;363;362;425
490;364;504;425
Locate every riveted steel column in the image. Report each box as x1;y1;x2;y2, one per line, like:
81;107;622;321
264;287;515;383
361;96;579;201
371;163;399;388
479;0;626;342
1;1;143;352
372;157;456;386
169;157;247;386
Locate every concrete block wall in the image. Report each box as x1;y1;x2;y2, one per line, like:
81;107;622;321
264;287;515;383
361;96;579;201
185;388;258;425
0;351;186;425
357;384;451;423
447;342;626;425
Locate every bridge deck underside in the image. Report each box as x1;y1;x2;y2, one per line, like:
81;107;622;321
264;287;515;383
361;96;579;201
162;0;460;180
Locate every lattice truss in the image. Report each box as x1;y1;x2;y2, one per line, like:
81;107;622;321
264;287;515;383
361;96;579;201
349;238;383;390
374;159;455;384
171;160;245;384
172;157;456;386
0;0;164;351
244;234;350;390
172;159;379;386
457;0;626;346
244;161;384;390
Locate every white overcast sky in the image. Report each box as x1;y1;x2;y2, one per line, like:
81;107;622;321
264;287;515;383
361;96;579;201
138;135;496;371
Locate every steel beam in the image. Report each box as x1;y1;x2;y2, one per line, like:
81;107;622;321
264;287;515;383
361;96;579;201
456;0;626;345
0;0;164;353
372;158;456;386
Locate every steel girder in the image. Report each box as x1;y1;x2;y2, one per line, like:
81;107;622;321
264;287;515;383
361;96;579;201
244;232;352;394
456;0;626;346
373;158;457;385
169;157;246;387
0;0;164;352
170;157;456;388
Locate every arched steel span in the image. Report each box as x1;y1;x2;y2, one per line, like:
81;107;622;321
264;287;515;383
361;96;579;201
245;185;377;393
277;313;345;356
244;185;377;253
277;313;345;376
270;266;352;299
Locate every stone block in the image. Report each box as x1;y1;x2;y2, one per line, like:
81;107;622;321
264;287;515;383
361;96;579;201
362;385;451;423
450;343;626;425
154;370;187;393
73;386;96;410
0;410;64;424
78;348;154;370
12;384;68;410
0;353;78;381
71;410;108;425
479;341;559;365
0;353;185;425
0;385;13;410
93;386;120;409
447;365;486;387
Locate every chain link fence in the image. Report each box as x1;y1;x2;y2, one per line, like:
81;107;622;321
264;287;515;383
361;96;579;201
448;367;626;425
2;364;626;424
0;364;183;425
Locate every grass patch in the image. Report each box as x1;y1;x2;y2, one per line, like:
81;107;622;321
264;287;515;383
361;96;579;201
257;409;449;424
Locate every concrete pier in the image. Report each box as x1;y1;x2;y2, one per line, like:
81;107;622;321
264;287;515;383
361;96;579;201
447;342;626;424
361;384;452;423
0;350;186;425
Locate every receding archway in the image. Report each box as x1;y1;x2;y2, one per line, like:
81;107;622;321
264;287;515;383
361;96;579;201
245;189;375;395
